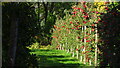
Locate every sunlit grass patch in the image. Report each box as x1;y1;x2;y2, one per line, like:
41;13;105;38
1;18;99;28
30;49;86;67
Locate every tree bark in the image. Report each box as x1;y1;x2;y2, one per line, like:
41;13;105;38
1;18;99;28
83;26;86;64
49;2;54;14
8;4;18;67
8;18;18;67
95;24;98;66
76;45;79;59
43;2;48;24
38;2;40;23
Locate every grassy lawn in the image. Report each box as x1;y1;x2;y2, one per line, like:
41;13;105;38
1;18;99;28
30;49;87;68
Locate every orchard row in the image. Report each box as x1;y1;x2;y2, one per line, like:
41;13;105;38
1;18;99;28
51;2;119;66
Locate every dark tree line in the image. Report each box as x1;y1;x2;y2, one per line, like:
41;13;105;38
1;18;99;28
98;2;120;67
2;2;75;67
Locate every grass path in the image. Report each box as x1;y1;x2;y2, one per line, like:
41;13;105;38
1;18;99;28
30;49;86;68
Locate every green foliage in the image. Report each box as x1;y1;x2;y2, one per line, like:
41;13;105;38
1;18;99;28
27;42;40;49
51;2;114;66
2;2;38;67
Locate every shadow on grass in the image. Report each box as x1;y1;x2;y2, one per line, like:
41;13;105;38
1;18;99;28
37;55;65;58
57;59;77;61
30;49;85;68
31;49;51;52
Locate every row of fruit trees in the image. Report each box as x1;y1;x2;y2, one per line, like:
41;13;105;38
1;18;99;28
51;1;120;66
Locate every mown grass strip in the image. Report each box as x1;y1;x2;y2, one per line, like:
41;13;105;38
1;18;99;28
30;49;86;68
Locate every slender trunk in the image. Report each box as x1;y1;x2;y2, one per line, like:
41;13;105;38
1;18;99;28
95;24;98;66
83;26;86;64
80;26;83;62
67;49;69;53
71;46;74;57
76;45;79;59
60;44;61;50
80;56;83;62
89;59;92;65
38;2;40;23
89;25;92;66
43;2;48;24
62;44;64;50
49;2;54;14
72;51;75;57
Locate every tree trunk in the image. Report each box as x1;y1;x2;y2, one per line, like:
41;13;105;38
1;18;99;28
80;56;83;62
49;2;54;14
76;45;79;59
95;24;98;66
43;2;48;24
83;26;86;64
67;49;69;53
8;12;18;67
8;4;19;68
38;2;40;23
80;26;83;62
89;59;92;65
72;51;75;57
